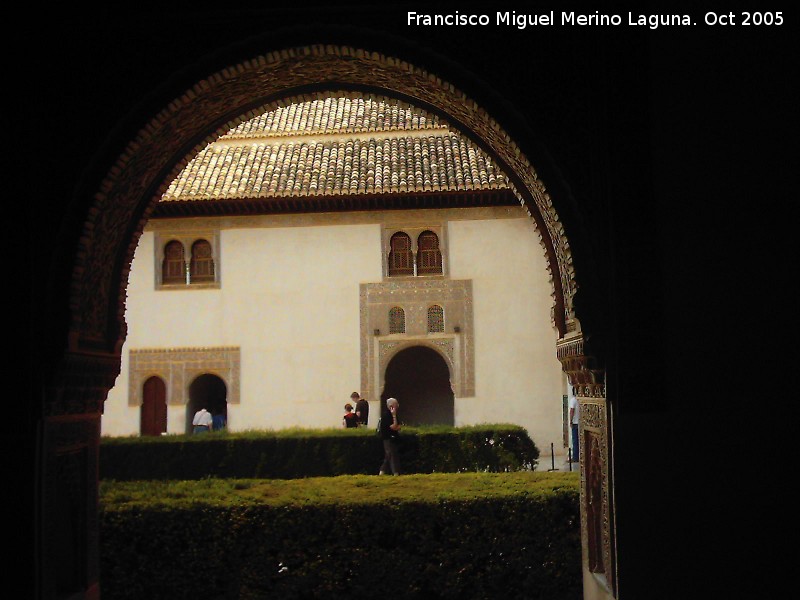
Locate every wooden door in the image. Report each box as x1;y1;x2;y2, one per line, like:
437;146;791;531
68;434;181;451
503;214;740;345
140;376;167;436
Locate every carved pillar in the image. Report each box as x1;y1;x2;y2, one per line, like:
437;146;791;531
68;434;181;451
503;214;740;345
557;324;616;596
39;351;120;600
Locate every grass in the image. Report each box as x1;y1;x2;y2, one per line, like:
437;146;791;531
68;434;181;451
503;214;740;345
100;471;579;510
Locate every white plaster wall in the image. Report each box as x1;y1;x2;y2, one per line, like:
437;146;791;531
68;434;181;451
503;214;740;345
448;217;564;455
103;211;564;456
103;231;155;437
103;222;383;435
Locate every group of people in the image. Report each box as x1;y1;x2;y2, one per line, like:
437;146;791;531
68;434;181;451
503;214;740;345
195;393;400;476
341;392;371;428
342;391;402;476
194;389;574;474
191;407;226;433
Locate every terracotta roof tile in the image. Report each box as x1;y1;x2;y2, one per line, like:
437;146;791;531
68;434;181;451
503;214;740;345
162;96;508;201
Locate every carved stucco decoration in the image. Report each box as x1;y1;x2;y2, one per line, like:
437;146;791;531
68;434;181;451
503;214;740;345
127;346;241;407
45;352;122;417
556;331;606;398
360;279;474;401
579;397;616;595
74;45;575;358
378;338;458;396
556;327;615;593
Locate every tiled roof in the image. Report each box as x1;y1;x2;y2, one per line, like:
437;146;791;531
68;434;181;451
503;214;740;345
225;96;442;139
162;96;509;202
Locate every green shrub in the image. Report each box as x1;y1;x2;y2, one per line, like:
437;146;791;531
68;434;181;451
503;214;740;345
100;472;580;600
100;425;539;480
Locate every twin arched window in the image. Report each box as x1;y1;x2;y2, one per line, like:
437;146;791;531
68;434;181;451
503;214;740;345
387;305;445;334
162;239;215;285
388;230;442;276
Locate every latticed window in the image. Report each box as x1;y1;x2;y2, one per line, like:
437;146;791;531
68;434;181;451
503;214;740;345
190;239;215;283
162;241;186;284
417;231;443;275
389;307;406;334
427;305;445;333
388;232;414;276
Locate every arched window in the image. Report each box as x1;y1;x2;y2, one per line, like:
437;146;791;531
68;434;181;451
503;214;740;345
189;239;215;283
389;307;406;334
388;232;414;276
162;241;186;284
417;231;443;275
427;304;445;333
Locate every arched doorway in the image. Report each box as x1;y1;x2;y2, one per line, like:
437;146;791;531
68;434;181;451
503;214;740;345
140;376;167;436
35;42;615;600
382;346;454;426
186;374;227;434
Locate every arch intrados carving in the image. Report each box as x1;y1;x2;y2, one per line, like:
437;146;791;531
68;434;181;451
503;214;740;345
73;45;574;356
383;341;455;380
187;371;229;394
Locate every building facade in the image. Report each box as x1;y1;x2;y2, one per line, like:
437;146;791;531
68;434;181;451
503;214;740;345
102;95;568;455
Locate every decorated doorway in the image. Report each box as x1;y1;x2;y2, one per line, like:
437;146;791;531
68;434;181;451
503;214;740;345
381;345;454;426
140;376;167;436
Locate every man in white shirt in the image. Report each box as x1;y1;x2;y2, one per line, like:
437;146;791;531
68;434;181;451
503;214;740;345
192;407;213;433
568;387;580;462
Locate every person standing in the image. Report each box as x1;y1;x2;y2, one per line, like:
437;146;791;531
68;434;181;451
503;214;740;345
568;386;580;462
192;407;213;434
342;403;359;428
212;411;226;432
379;397;401;475
352;392;370;427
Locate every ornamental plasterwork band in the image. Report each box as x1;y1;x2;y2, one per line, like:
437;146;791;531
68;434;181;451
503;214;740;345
579;397;616;594
556;331;606;398
46;351;122;417
378;338;459;397
360;279;475;401
127;347;241;407
78;45;574;353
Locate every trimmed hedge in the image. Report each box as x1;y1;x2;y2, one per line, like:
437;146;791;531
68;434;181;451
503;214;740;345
100;425;539;480
100;473;581;600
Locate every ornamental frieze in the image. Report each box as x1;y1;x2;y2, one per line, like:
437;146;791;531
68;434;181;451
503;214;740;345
558;330;614;590
361;279;474;401
557;331;605;397
580;398;615;594
127;346;241;407
44;351;122;417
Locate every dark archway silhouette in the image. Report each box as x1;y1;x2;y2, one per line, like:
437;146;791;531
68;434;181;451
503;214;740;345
27;29;651;600
186;374;227;434
381;346;454;426
140;376;167;436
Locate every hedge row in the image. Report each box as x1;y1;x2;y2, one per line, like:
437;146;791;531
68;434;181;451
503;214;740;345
100;425;539;480
99;473;581;600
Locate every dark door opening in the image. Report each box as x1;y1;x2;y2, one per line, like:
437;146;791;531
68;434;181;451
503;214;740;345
140;376;167;436
186;374;228;433
381;346;454;426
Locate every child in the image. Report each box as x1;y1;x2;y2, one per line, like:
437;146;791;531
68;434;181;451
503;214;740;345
342;403;359;428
